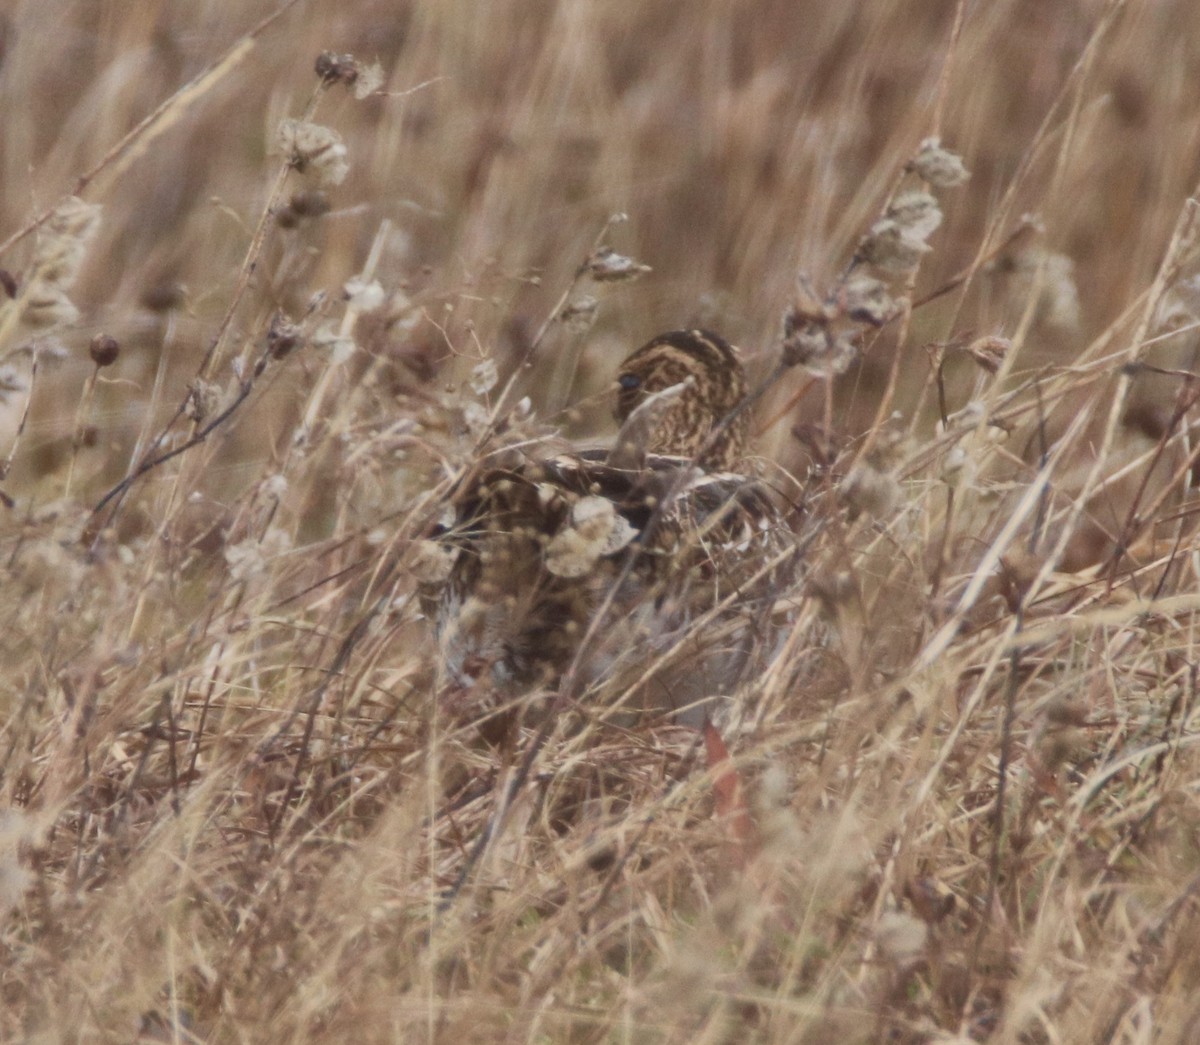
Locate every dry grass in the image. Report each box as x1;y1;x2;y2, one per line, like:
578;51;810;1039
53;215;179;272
3;0;1200;1040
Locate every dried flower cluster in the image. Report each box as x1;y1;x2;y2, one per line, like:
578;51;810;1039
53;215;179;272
276;118;350;186
543;494;639;578
558;235;651;338
990;243;1082;333
780;138;970;378
1;196;101;336
314;50;384;99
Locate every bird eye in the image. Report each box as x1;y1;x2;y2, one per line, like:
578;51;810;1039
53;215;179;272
618;373;641;391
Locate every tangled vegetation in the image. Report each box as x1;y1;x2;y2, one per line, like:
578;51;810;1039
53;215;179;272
2;1;1200;1041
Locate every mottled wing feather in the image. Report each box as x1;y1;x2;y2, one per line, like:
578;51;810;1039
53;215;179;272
421;447;796;723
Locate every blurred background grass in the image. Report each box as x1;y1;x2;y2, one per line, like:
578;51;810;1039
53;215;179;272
4;0;1199;500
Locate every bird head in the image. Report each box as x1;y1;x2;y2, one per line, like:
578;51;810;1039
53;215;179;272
614;329;748;470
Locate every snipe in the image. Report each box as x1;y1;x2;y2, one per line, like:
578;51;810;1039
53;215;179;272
418;329;795;732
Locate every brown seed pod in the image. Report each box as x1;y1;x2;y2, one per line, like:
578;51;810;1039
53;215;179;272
88;333;120;368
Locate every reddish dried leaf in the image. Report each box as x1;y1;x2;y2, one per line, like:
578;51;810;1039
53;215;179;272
704;721;757;865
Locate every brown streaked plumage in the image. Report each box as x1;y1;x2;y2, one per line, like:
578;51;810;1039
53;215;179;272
419;329;794;733
614;329;749;470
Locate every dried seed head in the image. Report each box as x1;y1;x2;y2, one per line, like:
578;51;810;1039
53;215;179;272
88;332;120;367
572;496;635;550
261;473;289;500
839;463;900;520
267;313;304;359
781;316;826;369
276;189;331;228
942;400;986;433
18;197;102;331
910;138;971;188
36;338;69;363
857;219;932;276
544;528;598;578
353;61;386;100
940;444;971;485
461;399;489;436
791;273;833;324
991;246;1080;333
469;358;498;395
186;379;222;423
47;197;101;240
20;283;79;330
779;276;870;373
886;190;943;241
315;51;359;87
964;335;1009;374
545;495;637;577
780;311;857;376
276;119;350;186
840;275;896;326
27;197;101;299
560;294;598;333
875;910;928;966
343;276;385;311
583;247;652;283
311;322;356;364
225;527;292;583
